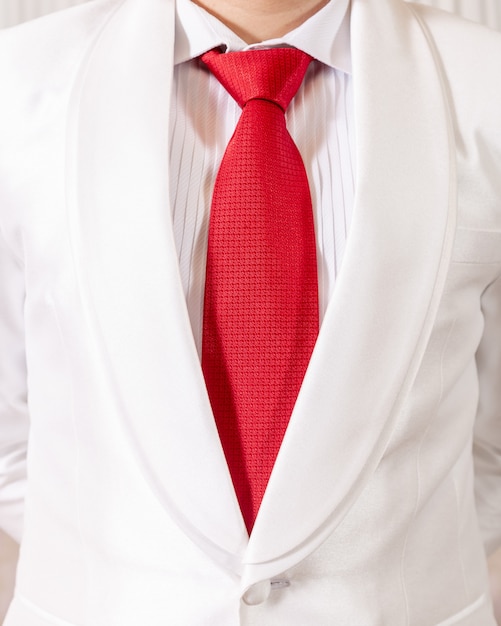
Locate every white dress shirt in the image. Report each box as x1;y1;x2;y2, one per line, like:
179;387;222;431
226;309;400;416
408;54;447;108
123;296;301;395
170;0;355;355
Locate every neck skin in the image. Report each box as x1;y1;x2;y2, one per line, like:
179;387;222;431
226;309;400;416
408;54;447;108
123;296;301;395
191;0;331;44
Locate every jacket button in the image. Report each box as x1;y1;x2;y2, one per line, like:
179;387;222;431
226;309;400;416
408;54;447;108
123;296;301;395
242;580;271;606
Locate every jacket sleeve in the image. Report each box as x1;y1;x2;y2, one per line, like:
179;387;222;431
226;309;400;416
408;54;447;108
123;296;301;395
473;272;501;556
0;224;29;543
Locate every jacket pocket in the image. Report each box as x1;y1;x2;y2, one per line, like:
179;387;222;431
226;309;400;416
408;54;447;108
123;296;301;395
452;228;501;264
434;593;489;626
4;594;80;626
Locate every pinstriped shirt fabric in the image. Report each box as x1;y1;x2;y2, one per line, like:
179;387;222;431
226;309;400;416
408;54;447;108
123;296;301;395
170;0;354;356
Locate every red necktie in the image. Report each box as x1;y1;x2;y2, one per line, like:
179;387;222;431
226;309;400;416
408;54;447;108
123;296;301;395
200;48;319;533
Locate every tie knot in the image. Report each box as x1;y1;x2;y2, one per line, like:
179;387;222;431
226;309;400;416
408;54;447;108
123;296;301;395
200;47;313;111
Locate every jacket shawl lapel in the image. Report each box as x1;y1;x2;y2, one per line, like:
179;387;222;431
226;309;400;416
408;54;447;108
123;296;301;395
242;0;457;592
66;0;248;577
65;0;457;594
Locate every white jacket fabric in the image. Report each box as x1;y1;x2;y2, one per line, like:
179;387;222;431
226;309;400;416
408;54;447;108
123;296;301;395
1;0;501;624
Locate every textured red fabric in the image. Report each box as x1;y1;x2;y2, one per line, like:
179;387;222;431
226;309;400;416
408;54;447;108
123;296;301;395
200;48;319;534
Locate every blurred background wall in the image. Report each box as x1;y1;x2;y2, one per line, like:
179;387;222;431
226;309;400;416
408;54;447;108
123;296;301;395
0;0;87;28
0;0;500;30
0;0;500;623
413;0;501;28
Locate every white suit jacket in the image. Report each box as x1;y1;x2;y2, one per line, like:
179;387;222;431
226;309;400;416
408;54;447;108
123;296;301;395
1;0;501;624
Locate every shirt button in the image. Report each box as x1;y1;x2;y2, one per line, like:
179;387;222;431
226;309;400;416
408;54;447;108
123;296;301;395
242;580;271;606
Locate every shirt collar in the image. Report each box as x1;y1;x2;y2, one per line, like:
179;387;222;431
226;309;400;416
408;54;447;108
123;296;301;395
174;0;352;73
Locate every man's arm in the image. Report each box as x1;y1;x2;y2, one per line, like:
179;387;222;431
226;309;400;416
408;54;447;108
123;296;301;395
0;224;29;544
0;528;18;622
474;273;501;556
